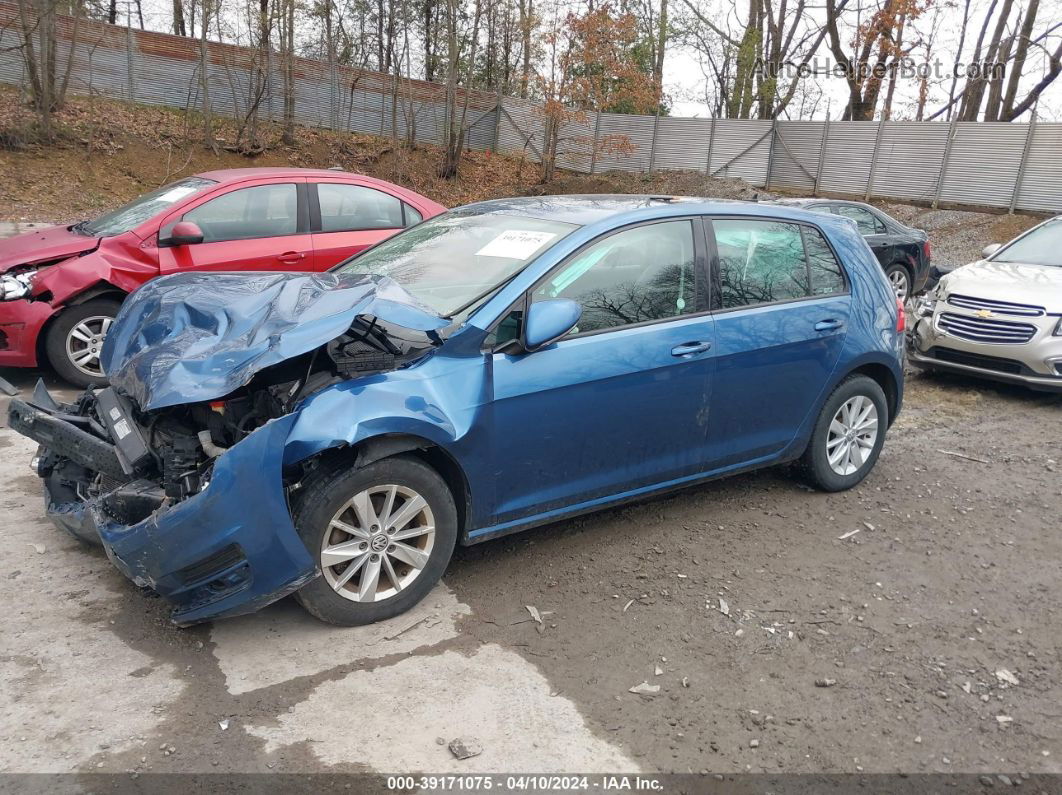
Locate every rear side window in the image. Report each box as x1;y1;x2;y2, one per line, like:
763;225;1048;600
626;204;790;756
404;204;423;226
713;219;809;308
183;183;298;242
836;205;885;235
317;183;404;232
803;227;847;295
711;219;846;308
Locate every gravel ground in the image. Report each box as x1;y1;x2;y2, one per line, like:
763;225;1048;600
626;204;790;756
0;200;1059;787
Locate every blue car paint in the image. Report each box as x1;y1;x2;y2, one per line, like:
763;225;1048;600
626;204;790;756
96;413;317;625
82;196;903;623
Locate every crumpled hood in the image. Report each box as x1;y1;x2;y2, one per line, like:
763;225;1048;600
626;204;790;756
0;224;99;273
101;271;449;411
942;259;1062;311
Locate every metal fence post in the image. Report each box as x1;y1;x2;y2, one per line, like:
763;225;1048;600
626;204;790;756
764;118;778;190
1009;111;1037;214
648;112;660;175
491;93;502;152
933;117;959;209
814;119;830;195
705;117;716;175
864;119;886;200
125;23;136;102
589;112;602;174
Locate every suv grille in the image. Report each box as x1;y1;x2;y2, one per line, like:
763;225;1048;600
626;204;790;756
946;293;1044;317
937;312;1037;344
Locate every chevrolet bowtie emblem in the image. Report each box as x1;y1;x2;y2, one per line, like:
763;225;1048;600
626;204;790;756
975;309;994;318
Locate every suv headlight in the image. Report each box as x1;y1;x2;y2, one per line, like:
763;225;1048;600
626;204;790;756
916;293;938;318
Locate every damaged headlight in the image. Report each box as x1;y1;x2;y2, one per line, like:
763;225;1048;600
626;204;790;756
915;292;938;318
0;269;37;301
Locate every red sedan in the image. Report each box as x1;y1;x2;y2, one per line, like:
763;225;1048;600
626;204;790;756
0;168;446;386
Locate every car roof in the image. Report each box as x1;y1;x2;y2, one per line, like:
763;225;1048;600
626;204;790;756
455;194;844;229
194;167;394;185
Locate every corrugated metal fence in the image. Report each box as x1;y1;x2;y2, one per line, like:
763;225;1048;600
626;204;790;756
1;5;1059;214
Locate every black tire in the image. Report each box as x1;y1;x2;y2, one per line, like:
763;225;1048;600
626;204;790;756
293;455;458;626
884;263;911;303
800;374;889;492
45;299;122;388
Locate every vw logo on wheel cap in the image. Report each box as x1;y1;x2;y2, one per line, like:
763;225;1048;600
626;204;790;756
370;534;389;552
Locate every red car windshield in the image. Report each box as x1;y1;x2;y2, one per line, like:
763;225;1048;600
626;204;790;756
78;176;216;237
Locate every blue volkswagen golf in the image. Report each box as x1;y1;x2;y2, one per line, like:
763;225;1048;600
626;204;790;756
8;196;904;625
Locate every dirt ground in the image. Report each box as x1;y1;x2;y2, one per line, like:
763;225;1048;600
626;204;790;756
2;359;1061;785
2;99;1061;787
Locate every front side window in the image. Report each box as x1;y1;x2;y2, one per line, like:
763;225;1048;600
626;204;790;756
714;219;809;307
81;177;216;237
182;183;298;243
836;205;884;235
317;183;404;232
532;220;699;334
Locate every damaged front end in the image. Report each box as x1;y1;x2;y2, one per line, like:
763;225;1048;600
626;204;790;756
7;270;449;624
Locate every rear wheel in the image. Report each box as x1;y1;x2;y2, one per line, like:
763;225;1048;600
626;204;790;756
45;299;121;388
884;264;911;302
800;375;888;492
293;455;458;626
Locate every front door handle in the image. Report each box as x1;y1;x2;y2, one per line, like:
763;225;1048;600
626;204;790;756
814;319;844;331
276;251;306;264
671;341;712;357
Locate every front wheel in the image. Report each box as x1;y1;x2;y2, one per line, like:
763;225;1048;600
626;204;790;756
45;299;122;388
800;375;888;492
293;455;458;626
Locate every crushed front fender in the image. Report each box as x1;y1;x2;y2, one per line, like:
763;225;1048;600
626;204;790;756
91;413;316;625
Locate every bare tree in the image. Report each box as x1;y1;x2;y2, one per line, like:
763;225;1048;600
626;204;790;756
15;0;84;139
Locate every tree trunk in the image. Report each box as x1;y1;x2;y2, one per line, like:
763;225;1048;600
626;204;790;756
198;0;218;153
172;0;186;36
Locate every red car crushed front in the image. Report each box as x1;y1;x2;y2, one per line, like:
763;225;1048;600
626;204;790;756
0;168;445;387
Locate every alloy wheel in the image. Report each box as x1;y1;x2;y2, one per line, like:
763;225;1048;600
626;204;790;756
825;395;879;476
65;315;113;378
888;269;910;302
320;484;436;603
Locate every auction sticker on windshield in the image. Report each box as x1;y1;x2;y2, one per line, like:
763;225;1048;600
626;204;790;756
476;230;557;259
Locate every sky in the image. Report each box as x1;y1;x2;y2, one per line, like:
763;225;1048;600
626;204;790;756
121;0;1062;122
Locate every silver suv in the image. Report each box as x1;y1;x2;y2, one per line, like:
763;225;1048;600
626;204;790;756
909;216;1062;392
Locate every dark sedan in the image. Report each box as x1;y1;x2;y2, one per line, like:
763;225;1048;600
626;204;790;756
772;199;931;301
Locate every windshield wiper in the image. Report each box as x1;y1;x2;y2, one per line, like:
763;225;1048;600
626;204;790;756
69;220;94;236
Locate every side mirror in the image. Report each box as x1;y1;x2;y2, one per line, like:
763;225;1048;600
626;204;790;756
981;243;1002;259
523;299;582;351
162;221;204;247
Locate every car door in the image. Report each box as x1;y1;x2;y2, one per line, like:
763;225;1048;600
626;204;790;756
486;218;716;525
157;179;313;273
706;217;850;468
309;181;412;270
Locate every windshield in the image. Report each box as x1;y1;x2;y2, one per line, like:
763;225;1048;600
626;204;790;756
80;177;216;237
992;219;1062;268
336;209;578;316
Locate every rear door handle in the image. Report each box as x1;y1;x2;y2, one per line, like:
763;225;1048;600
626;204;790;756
671;341;712;357
814;319;844;331
276;251;306;264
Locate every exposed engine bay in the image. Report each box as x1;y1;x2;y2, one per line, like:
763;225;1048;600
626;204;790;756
9;315;438;532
